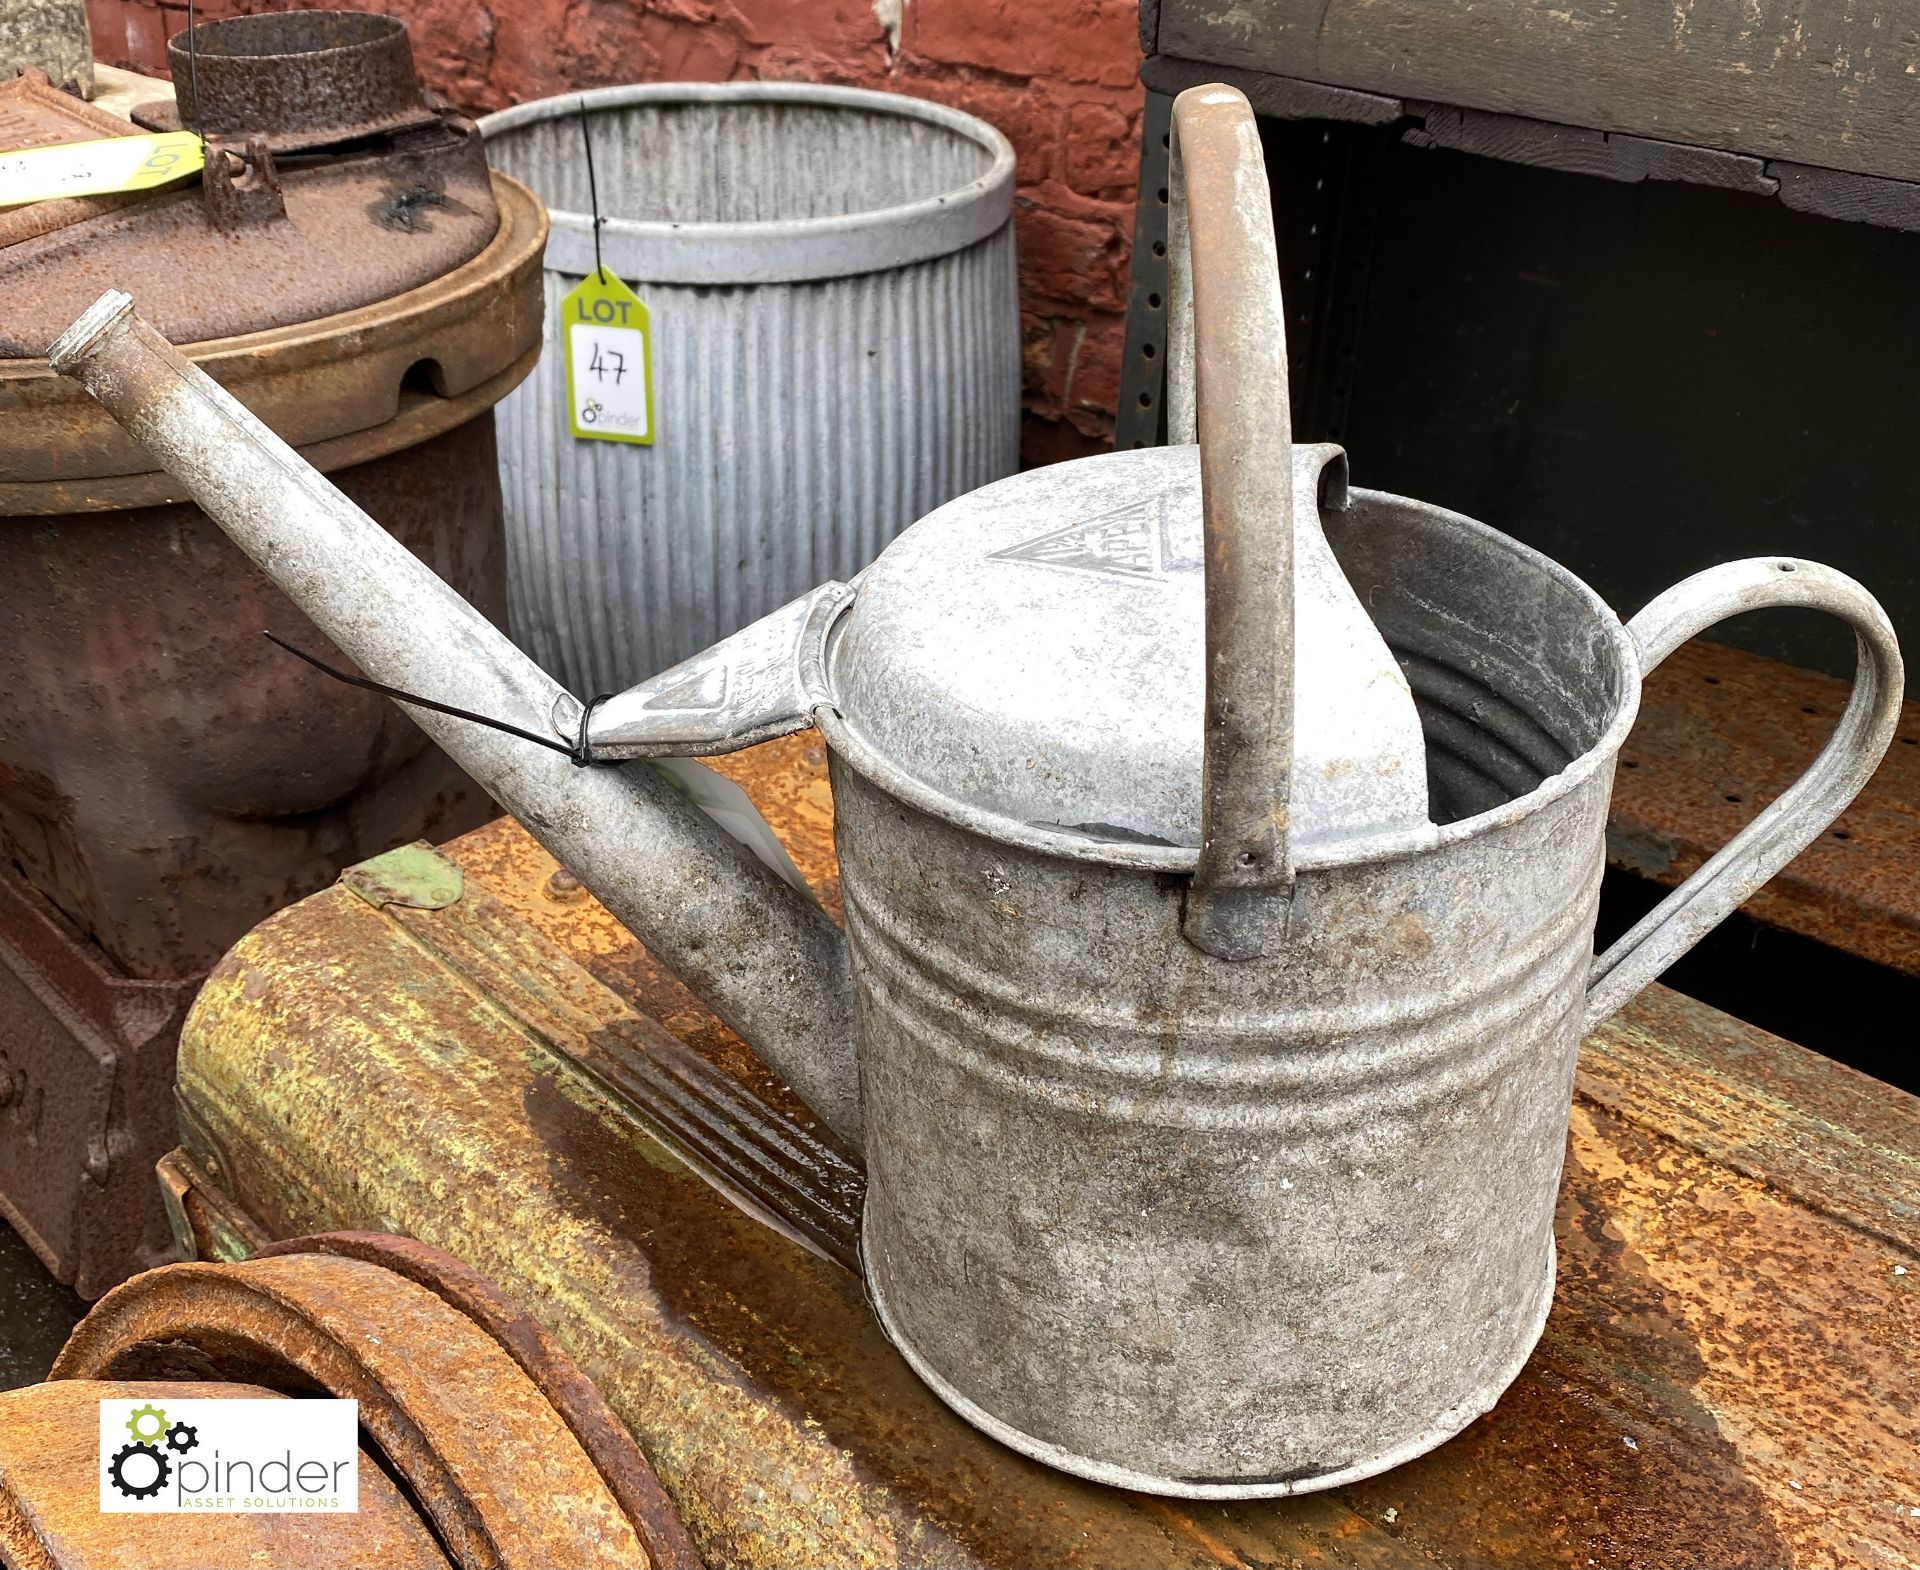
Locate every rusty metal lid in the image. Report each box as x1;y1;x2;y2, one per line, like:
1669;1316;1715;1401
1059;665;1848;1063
0;10;499;356
0;169;547;512
0;126;501;354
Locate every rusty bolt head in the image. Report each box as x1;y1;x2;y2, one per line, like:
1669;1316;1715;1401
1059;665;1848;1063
544;867;585;902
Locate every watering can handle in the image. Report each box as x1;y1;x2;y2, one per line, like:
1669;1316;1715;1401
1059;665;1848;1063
1585;557;1903;1032
1166;84;1300;960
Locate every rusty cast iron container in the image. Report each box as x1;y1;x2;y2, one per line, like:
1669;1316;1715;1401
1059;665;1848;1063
0;11;544;1297
48;85;1901;1493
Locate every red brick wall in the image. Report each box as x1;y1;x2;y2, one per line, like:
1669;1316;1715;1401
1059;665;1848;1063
88;0;1143;460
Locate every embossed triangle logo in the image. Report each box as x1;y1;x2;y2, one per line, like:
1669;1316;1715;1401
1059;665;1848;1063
990;493;1186;580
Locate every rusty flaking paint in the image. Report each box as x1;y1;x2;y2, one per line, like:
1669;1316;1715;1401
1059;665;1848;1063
1612;637;1920;974
157;1147;270;1265
171;730;1920;1567
51;1253;655;1570
0;1379;450;1569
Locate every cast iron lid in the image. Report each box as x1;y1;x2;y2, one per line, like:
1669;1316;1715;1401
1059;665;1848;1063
819;442;1433;857
0;10;498;357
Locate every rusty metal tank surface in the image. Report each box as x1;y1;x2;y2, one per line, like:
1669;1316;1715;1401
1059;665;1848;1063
0;10;544;1298
48;85;1903;1494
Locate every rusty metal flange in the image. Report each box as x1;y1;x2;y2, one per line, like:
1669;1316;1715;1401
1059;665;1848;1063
49;1252;658;1570
164;12;445;153
0;169;545;514
252;1232;705;1570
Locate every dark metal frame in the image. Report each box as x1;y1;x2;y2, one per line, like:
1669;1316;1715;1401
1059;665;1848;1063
1118;49;1920;449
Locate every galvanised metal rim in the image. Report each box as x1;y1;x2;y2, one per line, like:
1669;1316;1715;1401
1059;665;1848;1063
478;81;1017;286
864;1231;1557;1499
813;489;1647;875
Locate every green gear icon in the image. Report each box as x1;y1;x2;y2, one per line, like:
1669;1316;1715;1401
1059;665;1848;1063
125;1403;167;1442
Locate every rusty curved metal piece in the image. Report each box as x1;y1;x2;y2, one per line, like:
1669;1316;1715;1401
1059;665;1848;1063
0;1379;450;1570
251;1231;704;1570
49;1254;656;1570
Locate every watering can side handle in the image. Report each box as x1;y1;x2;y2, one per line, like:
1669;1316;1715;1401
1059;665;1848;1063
1584;557;1904;1032
1167;84;1300;962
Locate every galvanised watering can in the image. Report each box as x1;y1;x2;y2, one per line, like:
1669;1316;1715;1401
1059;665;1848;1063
50;84;1902;1498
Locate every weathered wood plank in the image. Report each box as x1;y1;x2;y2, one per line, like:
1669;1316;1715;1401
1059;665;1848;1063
1775;159;1920;228
1406;105;1780;192
1158;0;1920;184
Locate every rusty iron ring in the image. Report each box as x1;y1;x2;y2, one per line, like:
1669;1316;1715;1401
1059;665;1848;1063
49;1253;654;1570
0;170;546;515
253;1231;705;1570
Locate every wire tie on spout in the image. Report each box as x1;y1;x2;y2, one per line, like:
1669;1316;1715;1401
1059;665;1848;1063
263;632;613;766
570;693;611;766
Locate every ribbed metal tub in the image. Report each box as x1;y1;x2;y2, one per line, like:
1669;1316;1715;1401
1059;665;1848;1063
481;83;1020;694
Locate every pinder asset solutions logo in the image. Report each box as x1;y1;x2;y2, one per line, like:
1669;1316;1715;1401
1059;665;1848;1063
99;1397;358;1513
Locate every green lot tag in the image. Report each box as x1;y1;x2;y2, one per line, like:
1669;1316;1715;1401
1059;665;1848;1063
0;132;206;209
561;270;655;445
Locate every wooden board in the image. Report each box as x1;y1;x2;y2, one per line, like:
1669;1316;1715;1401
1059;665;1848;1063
1156;0;1920;185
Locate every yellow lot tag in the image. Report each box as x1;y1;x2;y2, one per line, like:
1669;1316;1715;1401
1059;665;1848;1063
0;132;206;209
562;270;655;445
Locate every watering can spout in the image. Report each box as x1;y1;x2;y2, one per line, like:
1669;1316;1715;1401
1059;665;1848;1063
48;290;866;1150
